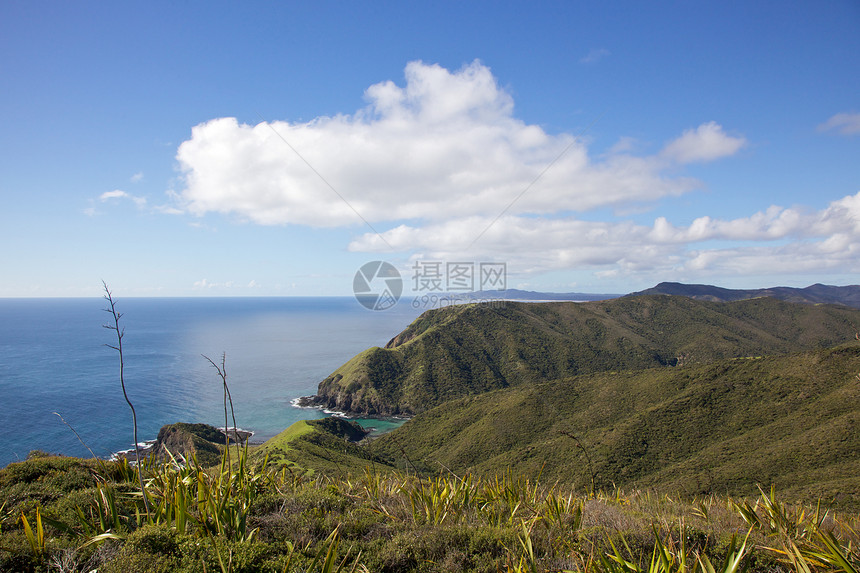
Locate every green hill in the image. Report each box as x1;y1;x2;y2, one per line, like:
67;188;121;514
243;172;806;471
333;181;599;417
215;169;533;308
370;342;860;505
250;417;391;476
147;423;229;467
305;295;860;416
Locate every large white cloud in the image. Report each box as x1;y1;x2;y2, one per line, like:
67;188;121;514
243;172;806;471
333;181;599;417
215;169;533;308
175;60;742;227
171;60;860;285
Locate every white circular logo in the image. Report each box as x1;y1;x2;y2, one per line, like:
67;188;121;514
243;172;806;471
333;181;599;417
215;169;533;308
353;261;403;311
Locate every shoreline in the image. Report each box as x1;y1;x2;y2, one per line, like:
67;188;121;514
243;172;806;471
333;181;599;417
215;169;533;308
291;396;411;438
109;426;255;462
107;402;409;463
292;395;412;422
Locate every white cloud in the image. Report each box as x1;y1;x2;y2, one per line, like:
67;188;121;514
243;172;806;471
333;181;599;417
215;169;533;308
154;205;185;215
99;189;147;208
580;48;611;64
684;239;860;277
193;278;235;290
646;193;860;244
193;278;262;291
648;206;806;243
349;191;860;280
660;121;747;164
100;190;129;200
818;112;860;136
174;61;743;228
130;172;144;183
170;60;860;286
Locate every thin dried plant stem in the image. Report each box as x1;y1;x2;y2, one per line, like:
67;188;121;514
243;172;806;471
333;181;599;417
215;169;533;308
53;412;109;474
102;281;150;515
203;352;240;467
559;430;597;497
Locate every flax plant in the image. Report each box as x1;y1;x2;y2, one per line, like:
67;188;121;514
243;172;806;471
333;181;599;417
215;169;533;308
308;526;368;573
737;486;860;573
19;506;45;559
140;447;264;542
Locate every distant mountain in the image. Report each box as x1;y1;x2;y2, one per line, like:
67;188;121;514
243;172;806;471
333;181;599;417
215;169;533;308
467;288;621;301
372;342;860;503
630;282;860;307
302;295;860;417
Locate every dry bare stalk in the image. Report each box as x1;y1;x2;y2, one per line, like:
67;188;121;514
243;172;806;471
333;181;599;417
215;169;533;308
203;352;240;466
102;282;150;515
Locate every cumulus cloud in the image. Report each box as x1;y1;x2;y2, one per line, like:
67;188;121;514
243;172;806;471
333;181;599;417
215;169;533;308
660;121;747;164
349;191;860;279
174;60;743;228
650;193;860;244
350;215;672;273
818;112;860;136
171;59;860;285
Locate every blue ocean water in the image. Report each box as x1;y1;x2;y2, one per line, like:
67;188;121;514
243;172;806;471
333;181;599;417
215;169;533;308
0;297;421;468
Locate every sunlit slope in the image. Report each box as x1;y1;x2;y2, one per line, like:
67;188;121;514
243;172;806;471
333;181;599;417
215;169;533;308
371;342;860;504
251;417;390;476
312;295;860;415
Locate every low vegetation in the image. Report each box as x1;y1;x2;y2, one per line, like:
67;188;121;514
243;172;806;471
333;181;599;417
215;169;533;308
2;442;860;572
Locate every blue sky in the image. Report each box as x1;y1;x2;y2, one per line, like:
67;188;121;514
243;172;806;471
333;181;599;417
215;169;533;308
1;1;858;298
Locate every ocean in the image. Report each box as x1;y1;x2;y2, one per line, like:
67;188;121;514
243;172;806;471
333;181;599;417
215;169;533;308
0;297;422;468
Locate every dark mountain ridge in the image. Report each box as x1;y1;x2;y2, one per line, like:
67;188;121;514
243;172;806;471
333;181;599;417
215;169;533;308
468;288;621;301
631;281;860;307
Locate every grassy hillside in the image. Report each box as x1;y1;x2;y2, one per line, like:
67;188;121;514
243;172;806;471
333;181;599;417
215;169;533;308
148;422;229;467
3;450;859;572
371;342;860;506
250;417;390;476
310;296;860;416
